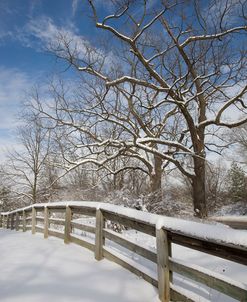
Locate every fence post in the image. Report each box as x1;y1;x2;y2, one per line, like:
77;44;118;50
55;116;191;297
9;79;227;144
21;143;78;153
11;214;14;230
156;226;170;302
168;240;173;283
95;208;105;261
15;212;20;231
6;214;9;229
32;207;36;235
0;214;2;228
44;207;49;239
22;210;26;232
64;206;72;244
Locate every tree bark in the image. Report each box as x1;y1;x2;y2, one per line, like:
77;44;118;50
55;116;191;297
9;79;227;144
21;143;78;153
147;155;163;213
150;155;162;194
192;157;207;218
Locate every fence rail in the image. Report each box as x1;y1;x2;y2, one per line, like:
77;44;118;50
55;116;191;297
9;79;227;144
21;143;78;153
210;216;247;230
1;202;247;302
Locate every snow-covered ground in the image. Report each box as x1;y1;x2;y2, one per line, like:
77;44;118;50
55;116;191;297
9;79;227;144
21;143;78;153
2;201;247;302
213;201;247;216
0;229;159;302
0;225;247;302
42;213;247;301
71;220;247;301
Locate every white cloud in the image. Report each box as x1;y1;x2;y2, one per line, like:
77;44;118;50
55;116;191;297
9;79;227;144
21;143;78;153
0;30;14;44
18;16;90;58
0;67;34;159
0;67;33;129
18;15;115;71
72;0;80;16
0;137;23;162
28;0;42;17
19;16;69;49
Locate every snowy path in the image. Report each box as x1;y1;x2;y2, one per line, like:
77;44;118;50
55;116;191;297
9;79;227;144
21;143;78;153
0;230;158;302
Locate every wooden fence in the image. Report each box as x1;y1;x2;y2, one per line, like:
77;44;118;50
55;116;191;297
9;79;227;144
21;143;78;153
0;202;247;302
210;216;247;230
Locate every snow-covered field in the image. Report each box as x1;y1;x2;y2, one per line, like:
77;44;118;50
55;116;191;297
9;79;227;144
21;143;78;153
1;228;246;302
0;229;159;302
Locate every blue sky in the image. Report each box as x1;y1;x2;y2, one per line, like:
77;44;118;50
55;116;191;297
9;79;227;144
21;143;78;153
0;0;95;158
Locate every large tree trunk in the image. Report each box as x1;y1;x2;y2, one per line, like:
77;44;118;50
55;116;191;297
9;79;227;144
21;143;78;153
113;172;124;191
147;155;163;213
32;173;38;204
150;155;162;193
192;157;207;218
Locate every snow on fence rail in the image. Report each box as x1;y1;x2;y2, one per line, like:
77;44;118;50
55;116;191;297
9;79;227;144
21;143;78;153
210;216;247;230
1;201;247;302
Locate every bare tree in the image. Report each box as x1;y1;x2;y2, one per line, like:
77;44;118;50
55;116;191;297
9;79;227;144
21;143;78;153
27;0;247;217
205;161;229;211
3;116;52;204
31;78;177;202
228;124;247;165
0;168;13;211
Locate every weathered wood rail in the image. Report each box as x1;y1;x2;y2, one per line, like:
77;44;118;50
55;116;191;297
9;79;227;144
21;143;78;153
211;216;247;230
1;202;247;302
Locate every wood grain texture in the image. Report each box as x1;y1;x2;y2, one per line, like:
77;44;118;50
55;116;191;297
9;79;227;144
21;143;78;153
156;228;170;302
64;206;72;244
95;209;105;261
